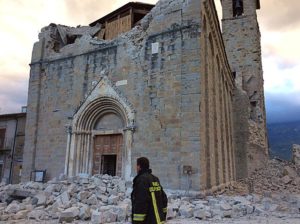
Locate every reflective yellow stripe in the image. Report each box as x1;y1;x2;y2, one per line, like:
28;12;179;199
133;217;144;221
151;191;161;224
152;181;159;186
163;207;167;213
133;214;146;221
149;186;161;192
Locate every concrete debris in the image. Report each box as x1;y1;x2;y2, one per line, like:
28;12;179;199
0;172;300;222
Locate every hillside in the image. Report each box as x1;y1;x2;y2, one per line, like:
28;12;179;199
267;120;300;160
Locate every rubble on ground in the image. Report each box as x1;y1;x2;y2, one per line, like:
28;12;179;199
0;162;300;223
0;174;130;223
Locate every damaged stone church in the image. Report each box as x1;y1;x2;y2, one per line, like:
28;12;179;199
23;0;268;192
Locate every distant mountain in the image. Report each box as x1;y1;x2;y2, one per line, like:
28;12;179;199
267;120;300;160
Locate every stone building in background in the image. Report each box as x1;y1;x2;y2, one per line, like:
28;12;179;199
22;0;267;192
0;111;26;184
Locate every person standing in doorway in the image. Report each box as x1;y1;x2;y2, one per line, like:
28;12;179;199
131;157;168;223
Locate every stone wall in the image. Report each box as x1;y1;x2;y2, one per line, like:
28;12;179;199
221;0;268;179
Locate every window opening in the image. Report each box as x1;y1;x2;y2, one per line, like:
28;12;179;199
233;0;244;17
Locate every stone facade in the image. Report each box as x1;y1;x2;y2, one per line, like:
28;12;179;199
22;0;267;191
221;0;268;179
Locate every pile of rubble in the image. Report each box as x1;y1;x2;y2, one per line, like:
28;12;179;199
248;159;300;195
167;150;300;221
0;174;131;223
0;172;300;223
224;145;300;196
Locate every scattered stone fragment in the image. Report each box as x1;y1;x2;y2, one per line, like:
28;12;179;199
59;206;80;223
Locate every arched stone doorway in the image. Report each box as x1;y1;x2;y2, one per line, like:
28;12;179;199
65;77;135;181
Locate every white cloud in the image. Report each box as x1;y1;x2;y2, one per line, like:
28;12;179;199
261;29;300;65
263;56;300;93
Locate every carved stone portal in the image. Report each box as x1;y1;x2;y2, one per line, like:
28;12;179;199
65;76;135;182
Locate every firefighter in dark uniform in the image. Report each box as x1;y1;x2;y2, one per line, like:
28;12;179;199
131;157;168;223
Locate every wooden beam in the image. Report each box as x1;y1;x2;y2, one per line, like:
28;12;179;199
132;8;150;15
130;7;133;28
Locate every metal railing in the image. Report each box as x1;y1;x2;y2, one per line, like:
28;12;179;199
0;137;14;150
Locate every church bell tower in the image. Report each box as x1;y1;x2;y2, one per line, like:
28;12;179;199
221;0;268;179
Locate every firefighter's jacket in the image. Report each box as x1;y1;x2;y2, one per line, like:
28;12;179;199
131;169;168;224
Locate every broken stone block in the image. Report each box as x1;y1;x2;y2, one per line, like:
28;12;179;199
59;206;80;223
97;194;108;203
5;201;20;214
34;192;48;206
220;202;232;211
167;206;177;220
0;214;10;221
44;184;55;193
77;191;90;201
79;205;91;220
102;210;118;223
178;203;194;218
246;204;254;214
91;210;104;224
99;186;107;193
232;204;247;217
281;175;292;184
27;209;49;220
12;209;30;220
86;194;98;205
193;209;211;220
222;209;232;218
24;182;43;190
59;191;70;205
108;195;119;205
112;203;130;222
107;187;118;196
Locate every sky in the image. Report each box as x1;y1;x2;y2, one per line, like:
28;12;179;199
0;0;299;124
